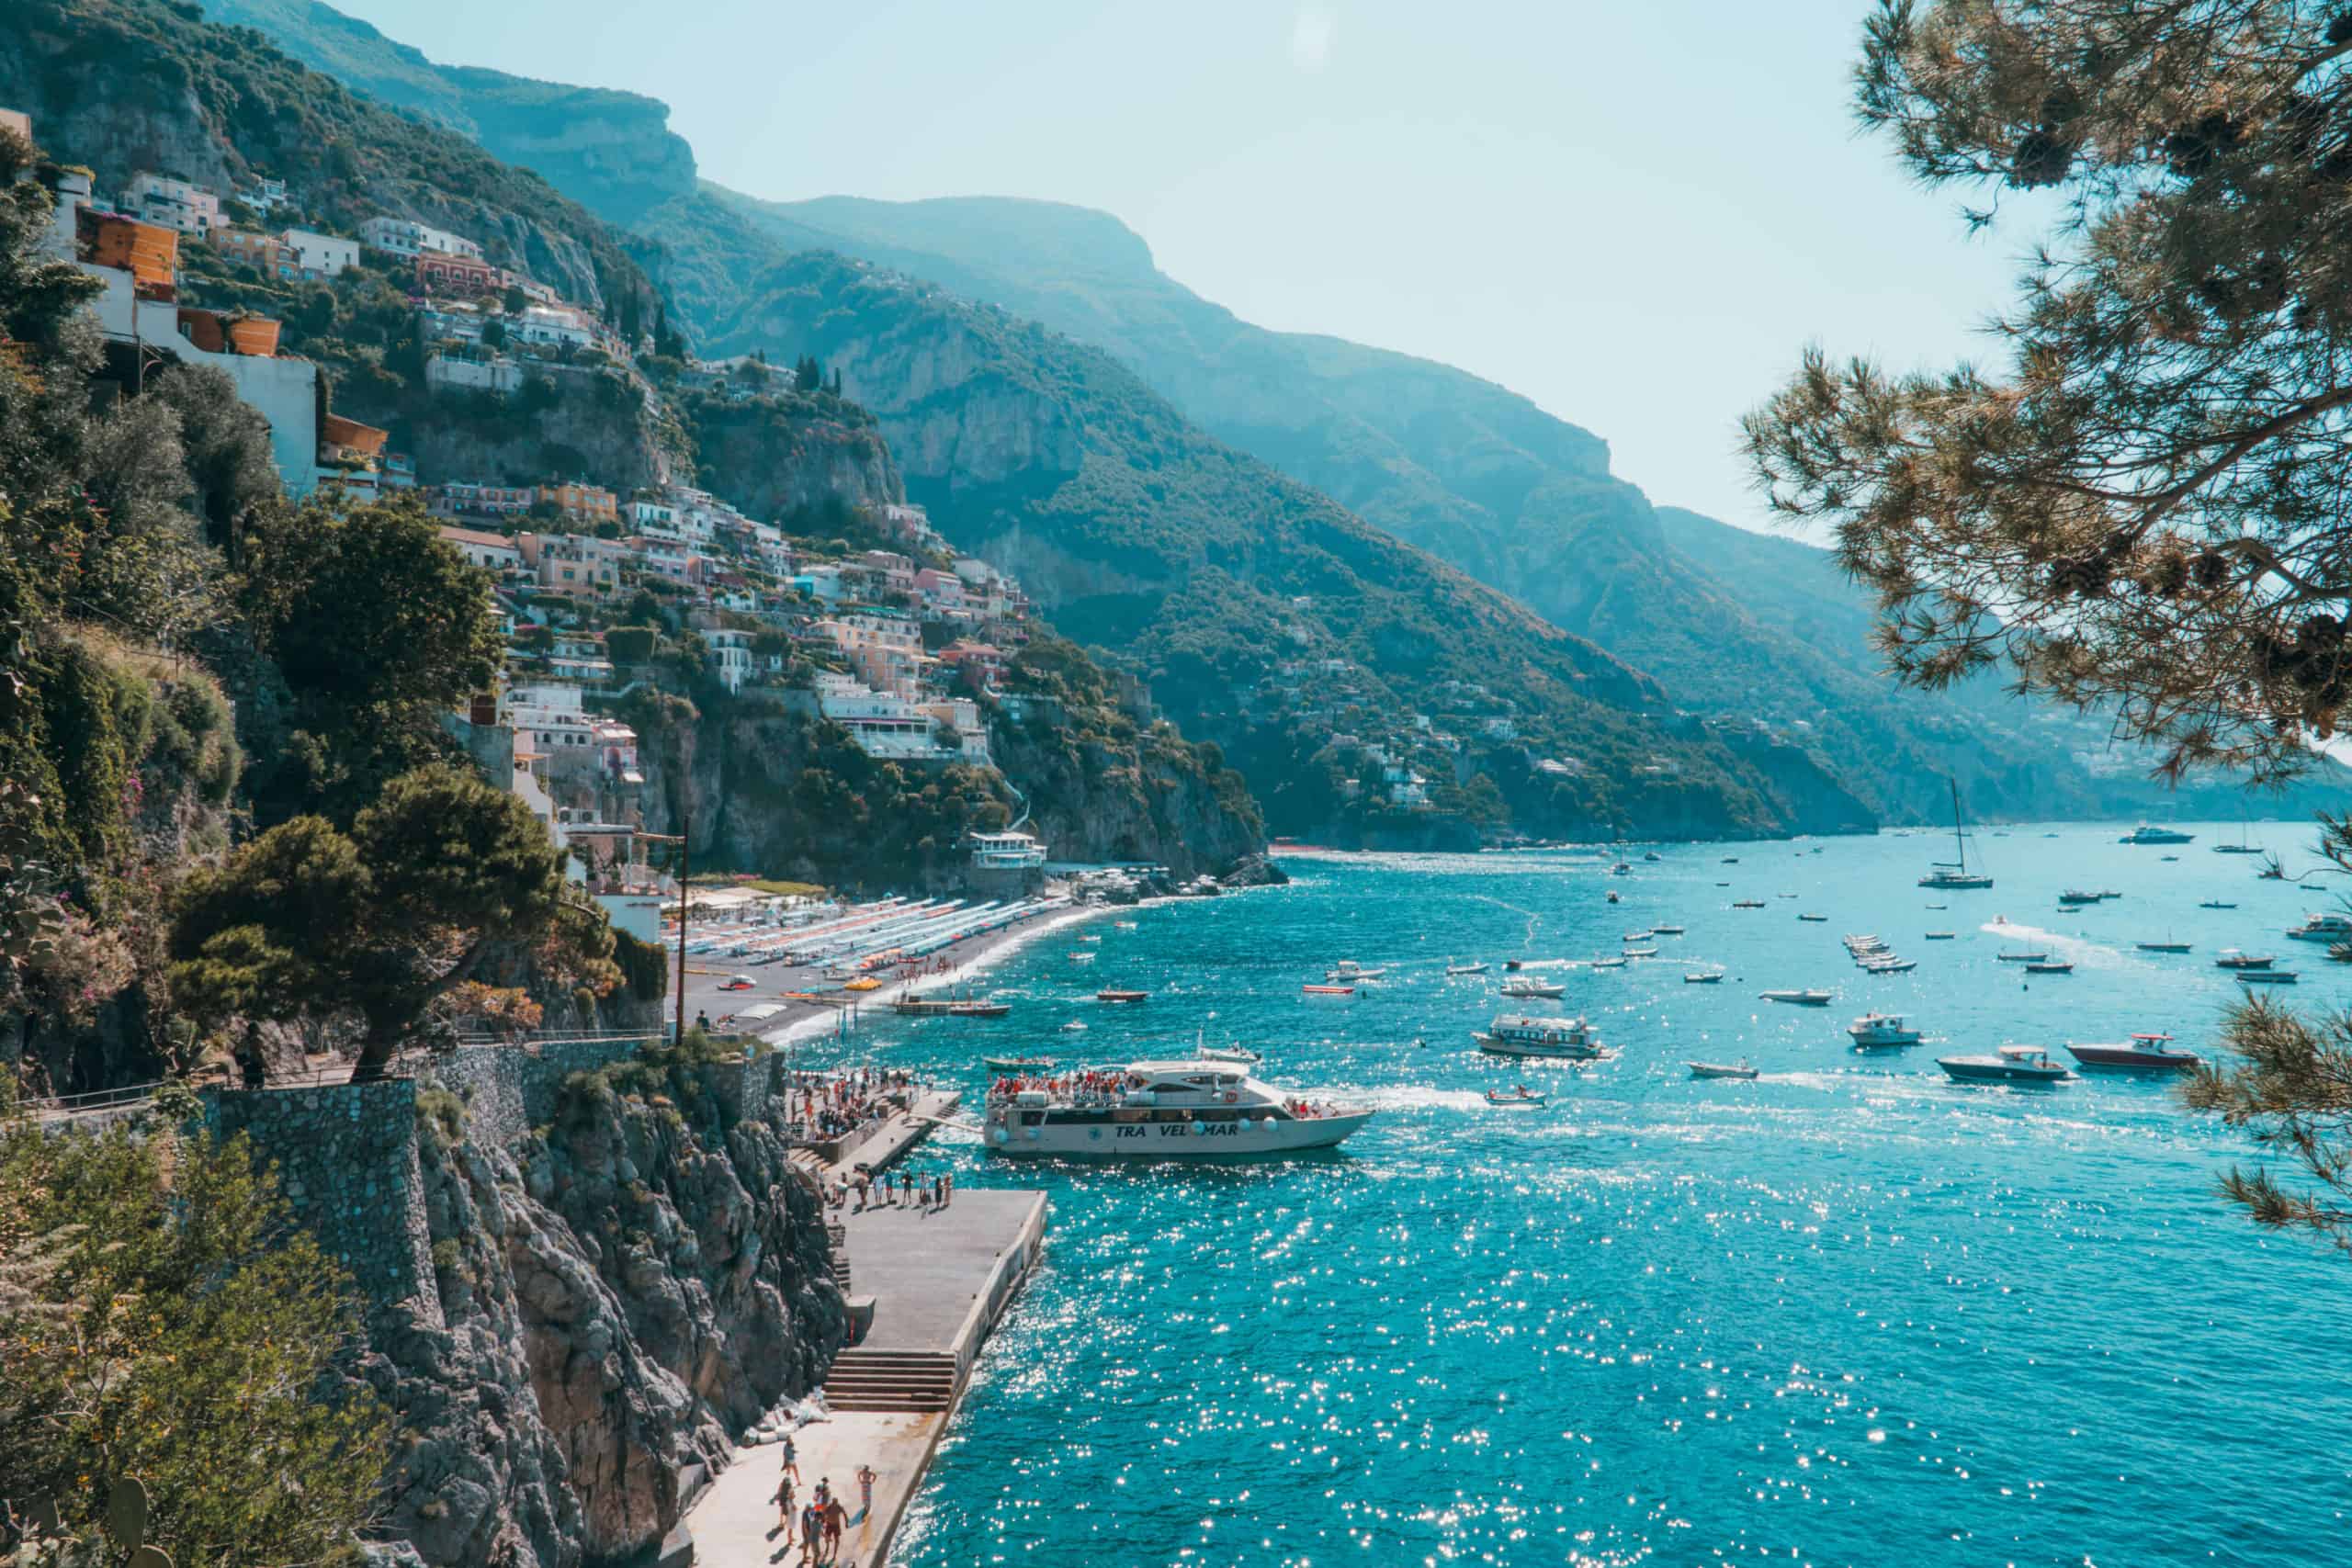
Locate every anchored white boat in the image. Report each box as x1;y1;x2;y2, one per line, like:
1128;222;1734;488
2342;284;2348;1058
2120;824;2195;845
1848;1012;1923;1048
1501;976;1567;998
1920;778;1994;889
1760;988;1833;1006
1939;1043;2073;1084
2065;1033;2200;1071
1326;960;1388;982
1687;1059;1758;1079
1445;961;1490;976
2286;912;2352;943
1199;1044;1263;1066
1474;1013;1611;1061
983;1061;1373;1157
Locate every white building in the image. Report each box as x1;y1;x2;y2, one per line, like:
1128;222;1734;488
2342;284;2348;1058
435;525;524;575
426;352;526;394
706;628;754;693
278;229;358;276
359;215;483;261
123;173;220;236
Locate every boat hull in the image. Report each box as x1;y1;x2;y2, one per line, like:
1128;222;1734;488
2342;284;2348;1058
985;1109;1374;1157
1939;1058;2067;1084
1476;1038;1607;1061
2064;1044;2199;1071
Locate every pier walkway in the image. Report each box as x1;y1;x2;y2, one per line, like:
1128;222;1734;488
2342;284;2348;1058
685;1105;1046;1566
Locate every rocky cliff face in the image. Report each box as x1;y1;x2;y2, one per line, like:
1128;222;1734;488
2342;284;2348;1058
681;395;904;521
361;1057;844;1567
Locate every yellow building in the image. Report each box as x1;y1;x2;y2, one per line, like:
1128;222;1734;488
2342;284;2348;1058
542;480;619;526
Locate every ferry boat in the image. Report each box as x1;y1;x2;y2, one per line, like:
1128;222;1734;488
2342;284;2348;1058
982;1061;1374;1157
2064;1033;2200;1072
1499;976;1567;999
2286;912;2352;943
1760;988;1833;1006
1326;960;1388;982
1848;1012;1923;1048
1920;778;1995;889
1939;1043;2073;1084
1474;1013;1610;1060
2120;824;2195;845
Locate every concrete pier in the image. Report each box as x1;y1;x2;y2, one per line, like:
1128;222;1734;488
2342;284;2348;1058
685;1103;1046;1566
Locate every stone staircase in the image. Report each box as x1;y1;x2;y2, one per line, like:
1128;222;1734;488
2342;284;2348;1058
820;1349;958;1413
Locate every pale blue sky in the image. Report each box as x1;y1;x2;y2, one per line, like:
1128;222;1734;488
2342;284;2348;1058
341;0;2033;531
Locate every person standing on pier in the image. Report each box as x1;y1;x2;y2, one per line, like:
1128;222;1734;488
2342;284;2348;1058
821;1493;847;1556
855;1461;877;1519
772;1470;794;1534
778;1431;799;1483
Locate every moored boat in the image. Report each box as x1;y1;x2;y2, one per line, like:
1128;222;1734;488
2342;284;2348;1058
1500;976;1567;998
1096;988;1150;1003
1302;983;1354;996
1200;1044;1262;1065
2064;1033;2200;1071
1445;961;1490;976
983;1055;1057;1073
1760;988;1833;1006
1939;1043;2074;1083
1475;1013;1611;1061
2235;968;2300;985
1683;971;1724;984
1799;912;1828;922
1687;1059;1758;1079
1996;948;2050;963
2023;960;2074;974
1924;931;1957;940
1848;1012;1923;1048
1733;899;1767;909
1919;777;1995;889
2134;938;2191;953
983;1060;1374;1157
2120;824;2195;845
1650;924;1686;935
1326;960;1388;981
1484;1088;1547;1107
2214;949;2276;969
2286;912;2352;943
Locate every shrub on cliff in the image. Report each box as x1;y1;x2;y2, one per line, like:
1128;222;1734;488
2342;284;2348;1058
0;1101;390;1562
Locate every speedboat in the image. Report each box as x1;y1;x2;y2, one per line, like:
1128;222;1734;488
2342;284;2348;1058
1687;1059;1758;1079
1733;899;1767;909
1446;961;1490;976
1070;951;1097;964
1939;1043;2074;1084
2214;949;2276;969
1501;976;1567;998
2236;969;2300;985
2023;960;2074;974
2058;889;2102;905
1475;1013;1611;1061
984;1060;1374;1157
1326;960;1388;981
2286;912;2352;943
1200;1044;1262;1066
1799;912;1828;922
1760;988;1833;1006
1650;924;1686;935
2065;1033;2201;1072
2120;824;2196;845
1587;956;1627;970
1096;988;1149;1003
1684;971;1724;984
1623;930;1654;942
1484;1088;1547;1107
1848;1012;1923;1048
2199;900;2238;910
1622;945;1659;958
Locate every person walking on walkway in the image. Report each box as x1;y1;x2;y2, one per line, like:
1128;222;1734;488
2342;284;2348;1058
855;1461;877;1519
821;1494;847;1556
778;1431;799;1482
772;1470;794;1535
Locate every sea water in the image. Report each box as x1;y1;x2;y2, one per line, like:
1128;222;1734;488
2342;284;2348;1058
802;824;2352;1566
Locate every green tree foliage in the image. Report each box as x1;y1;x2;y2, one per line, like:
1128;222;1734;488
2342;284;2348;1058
1744;0;2352;784
170;764;604;1077
0;1108;389;1563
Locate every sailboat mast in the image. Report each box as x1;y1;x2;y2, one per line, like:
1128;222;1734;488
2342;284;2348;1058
1951;776;1966;874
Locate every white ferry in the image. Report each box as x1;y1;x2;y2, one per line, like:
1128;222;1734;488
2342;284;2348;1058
981;1060;1373;1157
2285;911;2352;942
1473;1013;1611;1061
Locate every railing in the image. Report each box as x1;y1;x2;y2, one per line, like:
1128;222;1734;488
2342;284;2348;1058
20;1078;169;1116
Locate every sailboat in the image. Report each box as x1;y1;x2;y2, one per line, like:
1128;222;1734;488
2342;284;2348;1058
2213;819;2265;856
1917;777;1993;890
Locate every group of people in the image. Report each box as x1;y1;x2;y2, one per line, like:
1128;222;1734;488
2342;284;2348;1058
785;1066;919;1146
984;1067;1146;1106
770;1433;878;1565
841;1166;952;1212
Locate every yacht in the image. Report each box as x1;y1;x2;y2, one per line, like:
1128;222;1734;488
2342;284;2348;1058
1939;1043;2074;1084
1326;960;1388;982
2120;824;2196;845
1848;1012;1924;1048
2286;912;2352;943
1920;777;1994;889
2213;823;2265;856
983;1061;1374;1156
1760;988;1833;1006
2065;1033;2201;1072
1500;976;1567;999
1475;1013;1611;1061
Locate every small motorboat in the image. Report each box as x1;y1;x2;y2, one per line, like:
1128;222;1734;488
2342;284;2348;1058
1096;988;1150;1003
1303;983;1354;996
1684;971;1724;984
2214;950;2276;969
2235;969;2301;985
984;1055;1057;1073
1079;933;1102;943
1588;956;1627;970
1644;851;1662;862
2199;900;2238;909
1861;956;1917;973
1996;948;2049;963
1446;961;1490;976
1939;1043;2074;1084
1687;1060;1759;1080
2135;939;2192;953
1326;960;1388;982
1059;1021;1089;1032
2023;960;2074;974
1114;919;1139;929
1501;976;1568;998
1623;930;1654;942
1485;1088;1548;1107
1778;892;1800;899
2057;889;2102;905
1505;958;1526;971
1200;1044;1262;1065
1650;924;1686;935
1622;945;1659;958
2065;1033;2201;1071
1923;931;1957;941
1761;988;1833;1006
1733;899;1767;909
1799;912;1828;922
1849;1012;1923;1048
1069;951;1097;964
1925;904;1949;910
1722;856;1740;864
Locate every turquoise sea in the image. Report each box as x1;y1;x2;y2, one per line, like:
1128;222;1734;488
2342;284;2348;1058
809;824;2352;1566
